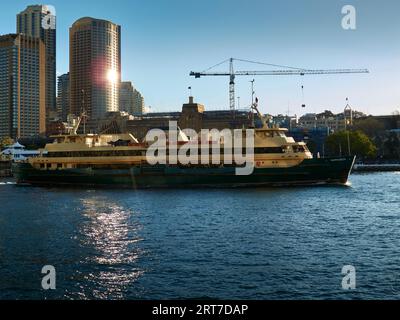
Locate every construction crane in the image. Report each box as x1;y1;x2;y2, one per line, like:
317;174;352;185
190;58;369;111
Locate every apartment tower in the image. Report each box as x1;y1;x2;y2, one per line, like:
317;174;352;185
69;17;121;120
17;5;56;121
0;34;46;139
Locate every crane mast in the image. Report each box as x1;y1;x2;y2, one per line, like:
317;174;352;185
229;58;235;115
190;58;369;111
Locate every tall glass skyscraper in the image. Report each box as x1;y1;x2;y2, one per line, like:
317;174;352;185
69;17;121;120
17;5;56;123
57;73;70;122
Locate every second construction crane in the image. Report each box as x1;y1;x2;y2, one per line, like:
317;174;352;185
190;58;369;111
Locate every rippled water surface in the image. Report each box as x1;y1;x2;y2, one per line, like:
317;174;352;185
0;172;400;300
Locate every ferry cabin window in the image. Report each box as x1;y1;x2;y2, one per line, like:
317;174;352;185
282;146;290;153
47;150;144;158
293;146;305;153
262;131;286;138
46;148;293;157
264;132;272;137
255;147;285;154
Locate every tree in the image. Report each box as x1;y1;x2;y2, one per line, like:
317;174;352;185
326;130;377;159
383;132;400;159
352;117;385;138
0;137;14;150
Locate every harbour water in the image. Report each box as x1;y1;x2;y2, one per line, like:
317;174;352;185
0;172;399;300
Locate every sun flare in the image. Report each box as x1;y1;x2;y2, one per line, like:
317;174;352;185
106;69;119;84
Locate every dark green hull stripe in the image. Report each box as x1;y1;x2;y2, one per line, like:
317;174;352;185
13;156;355;188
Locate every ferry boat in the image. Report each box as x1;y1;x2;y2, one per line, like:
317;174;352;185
13;111;356;188
1;142;41;161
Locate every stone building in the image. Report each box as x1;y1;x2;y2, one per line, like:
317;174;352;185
126;97;252;141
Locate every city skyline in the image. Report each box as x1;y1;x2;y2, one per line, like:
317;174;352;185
0;0;399;117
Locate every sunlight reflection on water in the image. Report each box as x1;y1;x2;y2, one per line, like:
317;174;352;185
68;197;145;299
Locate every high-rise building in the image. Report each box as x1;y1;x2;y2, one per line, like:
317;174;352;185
70;17;121;120
0;34;46;139
17;5;56;122
132;87;145;115
57;73;70;122
119;81;134;114
120;81;145;115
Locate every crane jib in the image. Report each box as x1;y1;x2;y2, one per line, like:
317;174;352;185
189;58;369;111
190;69;369;77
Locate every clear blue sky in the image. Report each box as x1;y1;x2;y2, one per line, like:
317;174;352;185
1;0;399;116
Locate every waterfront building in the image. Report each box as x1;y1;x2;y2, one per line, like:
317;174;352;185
57;73;70;122
0;34;46;139
271;114;298;130
80;96;252;139
69;17;121;120
299;111;349;132
126;97;252;141
0;141;40;161
297;106;365;132
17;5;56;124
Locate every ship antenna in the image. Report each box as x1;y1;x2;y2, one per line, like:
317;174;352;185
71;112;86;135
70;90;87;135
249;80;268;128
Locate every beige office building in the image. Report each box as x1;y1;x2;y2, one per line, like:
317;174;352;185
0;34;46;139
69;17;121;120
17;5;56;121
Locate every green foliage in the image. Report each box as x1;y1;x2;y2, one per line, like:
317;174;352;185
352;118;385;138
326;130;377;159
383;132;400;159
0;137;14;150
